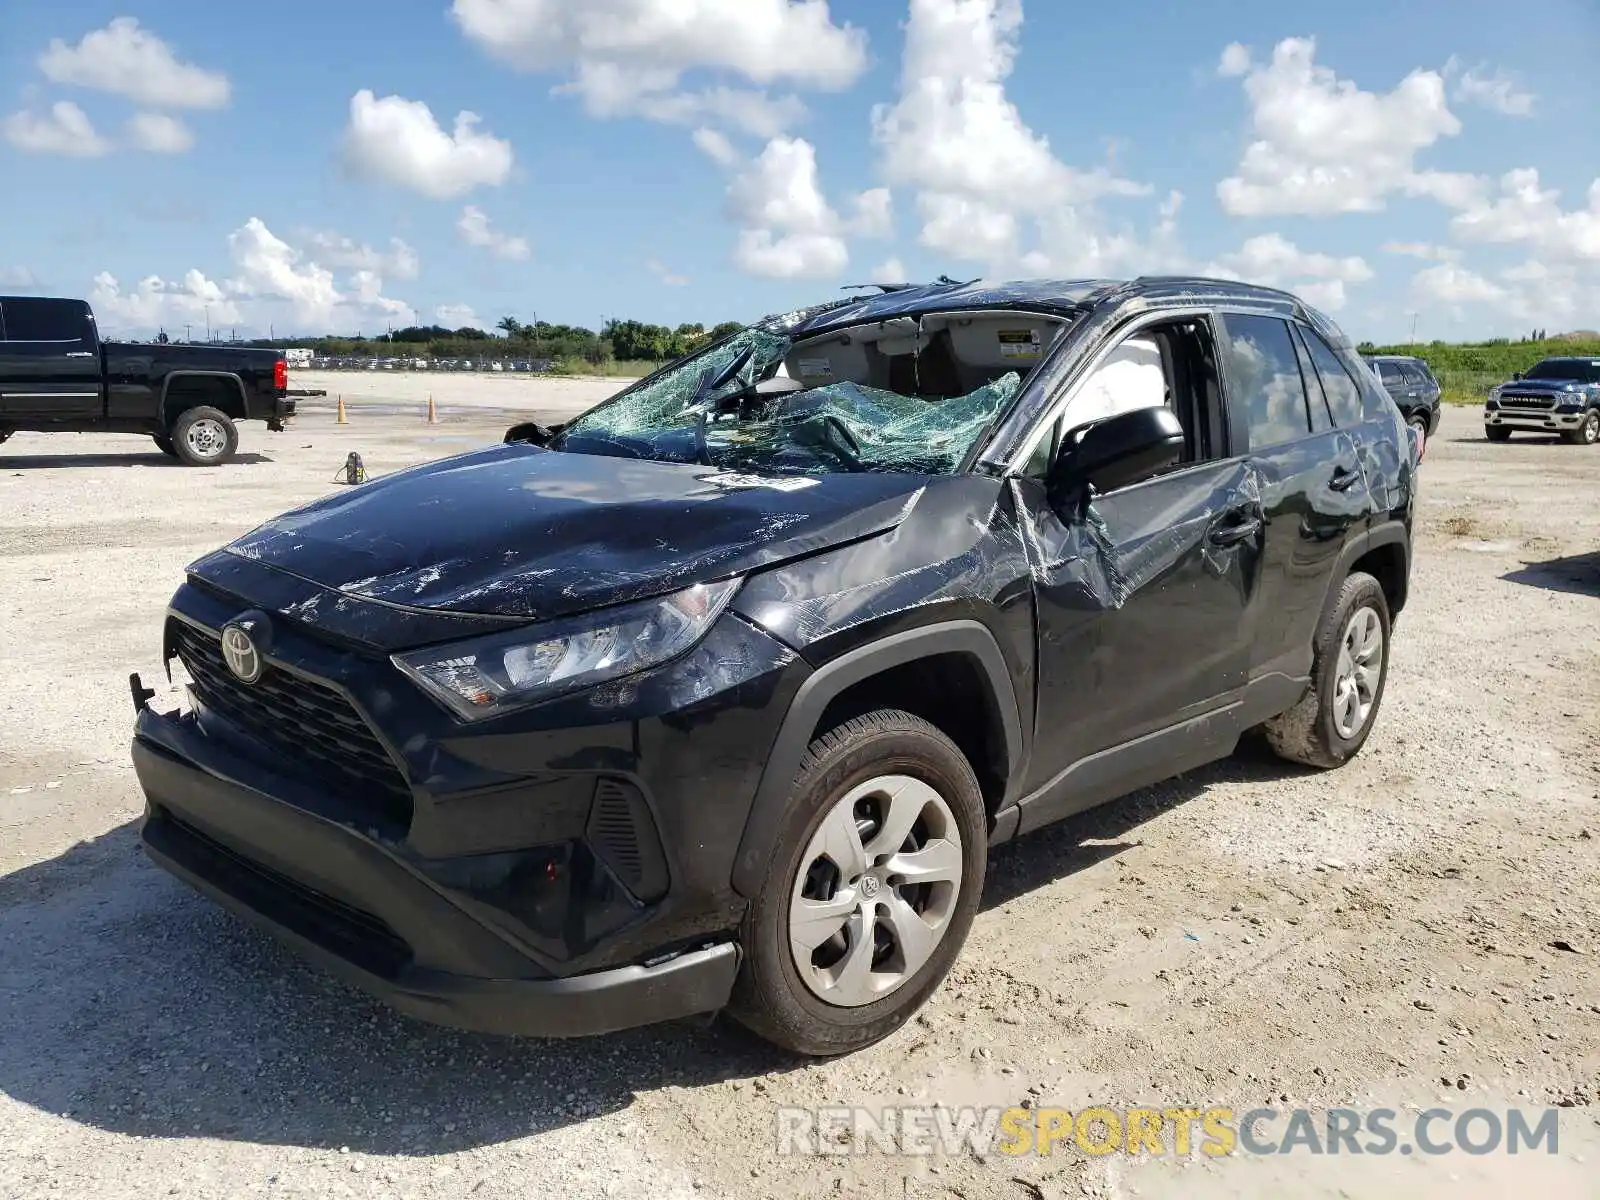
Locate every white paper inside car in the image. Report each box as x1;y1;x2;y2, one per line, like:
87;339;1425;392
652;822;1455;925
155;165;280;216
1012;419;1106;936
1069;337;1166;426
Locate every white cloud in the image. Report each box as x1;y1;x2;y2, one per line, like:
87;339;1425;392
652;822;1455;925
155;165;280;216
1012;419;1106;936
304;232;421;280
1217;37;1460;217
848;188;893;238
4;101;110;157
0;267;44;291
39;18;229;109
870;257;908;283
450;0;866;135
1451;62;1535;117
1205;233;1373;311
1217;42;1252;78
457;206;532;261
871;0;1148;269
90;219;418;337
1382;240;1461;262
342;90;514;199
727;136;849;279
692;127;738;166
647;257;689;286
1402;170;1489;210
1448;169;1600;261
1411;262;1505;305
127;112;193;154
91;269;241;332
736;230;849;279
435;304;486;329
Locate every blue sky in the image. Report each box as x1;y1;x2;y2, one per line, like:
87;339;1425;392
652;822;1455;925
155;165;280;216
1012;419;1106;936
2;0;1596;343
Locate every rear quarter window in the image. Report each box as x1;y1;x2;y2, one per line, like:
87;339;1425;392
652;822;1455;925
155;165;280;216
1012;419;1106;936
1298;326;1370;426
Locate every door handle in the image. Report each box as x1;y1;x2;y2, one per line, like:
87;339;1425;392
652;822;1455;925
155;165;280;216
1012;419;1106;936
1329;466;1361;493
1209;512;1262;547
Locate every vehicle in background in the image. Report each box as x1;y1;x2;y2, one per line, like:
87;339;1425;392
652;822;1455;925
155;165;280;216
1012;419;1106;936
132;274;1415;1055
1485;358;1600;445
283;348;314;370
1362;354;1441;439
0;295;293;466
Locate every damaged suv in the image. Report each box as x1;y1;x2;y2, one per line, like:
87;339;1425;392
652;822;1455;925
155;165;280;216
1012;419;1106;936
131;277;1416;1056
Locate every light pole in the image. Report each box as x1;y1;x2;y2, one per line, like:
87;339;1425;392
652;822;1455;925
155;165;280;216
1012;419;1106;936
205;306;211;343
1409;312;1419;345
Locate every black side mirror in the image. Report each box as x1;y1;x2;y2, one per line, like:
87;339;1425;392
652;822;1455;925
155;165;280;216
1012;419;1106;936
1512;372;1524;381
1050;407;1185;500
505;421;562;445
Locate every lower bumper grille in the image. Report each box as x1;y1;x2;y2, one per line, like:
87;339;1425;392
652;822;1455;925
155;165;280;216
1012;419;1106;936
151;810;413;978
170;620;413;829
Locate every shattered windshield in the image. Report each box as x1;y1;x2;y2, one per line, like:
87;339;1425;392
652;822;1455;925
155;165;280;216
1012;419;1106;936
556;324;1026;476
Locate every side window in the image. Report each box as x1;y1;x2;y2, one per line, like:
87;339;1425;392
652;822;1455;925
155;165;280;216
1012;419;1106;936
1290;326;1334;432
1219;314;1313;451
1378;362;1404;388
1;298;88;343
1022;319;1224;482
1299;327;1365;427
1023;335;1167;478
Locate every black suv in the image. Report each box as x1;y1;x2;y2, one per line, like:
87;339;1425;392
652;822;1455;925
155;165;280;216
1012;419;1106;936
1362;354;1441;438
131;277;1416;1056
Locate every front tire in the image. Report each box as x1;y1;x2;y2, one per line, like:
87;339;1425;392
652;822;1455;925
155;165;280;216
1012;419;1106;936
1562;409;1600;446
727;710;987;1056
171;407;239;466
1263;572;1392;770
1485;425;1512;442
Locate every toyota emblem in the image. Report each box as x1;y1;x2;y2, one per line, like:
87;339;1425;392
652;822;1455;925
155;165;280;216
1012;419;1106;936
220;621;264;684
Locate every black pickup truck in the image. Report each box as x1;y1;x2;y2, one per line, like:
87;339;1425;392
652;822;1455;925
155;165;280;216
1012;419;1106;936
0;295;293;465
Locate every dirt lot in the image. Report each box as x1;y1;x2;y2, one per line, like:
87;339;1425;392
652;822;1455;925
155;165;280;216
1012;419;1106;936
2;392;1597;1199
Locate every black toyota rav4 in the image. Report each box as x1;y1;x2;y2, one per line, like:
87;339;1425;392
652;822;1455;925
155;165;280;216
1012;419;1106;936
132;277;1416;1056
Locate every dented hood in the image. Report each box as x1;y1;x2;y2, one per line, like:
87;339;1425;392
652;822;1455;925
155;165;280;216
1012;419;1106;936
221;443;926;620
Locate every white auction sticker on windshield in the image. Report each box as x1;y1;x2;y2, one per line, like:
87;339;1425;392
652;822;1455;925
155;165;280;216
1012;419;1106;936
998;329;1042;358
702;472;819;492
796;358;834;378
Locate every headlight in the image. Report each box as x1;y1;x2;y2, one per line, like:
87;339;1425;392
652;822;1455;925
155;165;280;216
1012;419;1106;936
1488;385;1502;404
394;578;741;721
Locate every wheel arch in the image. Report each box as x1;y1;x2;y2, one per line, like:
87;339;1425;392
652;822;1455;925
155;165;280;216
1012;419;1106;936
160;372;248;427
729;620;1023;899
1337;523;1410;620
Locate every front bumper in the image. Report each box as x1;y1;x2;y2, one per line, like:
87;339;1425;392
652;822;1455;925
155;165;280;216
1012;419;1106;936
1485;406;1588;431
133;705;740;1037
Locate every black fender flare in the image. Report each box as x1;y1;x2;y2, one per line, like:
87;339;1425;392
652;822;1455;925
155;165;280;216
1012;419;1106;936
1331;521;1410;616
159;371;249;426
729;619;1023;898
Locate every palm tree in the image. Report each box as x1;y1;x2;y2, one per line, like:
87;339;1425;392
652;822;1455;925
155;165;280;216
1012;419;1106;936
497;316;523;339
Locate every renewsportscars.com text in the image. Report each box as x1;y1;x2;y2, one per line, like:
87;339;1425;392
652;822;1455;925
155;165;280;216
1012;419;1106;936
776;1105;1562;1158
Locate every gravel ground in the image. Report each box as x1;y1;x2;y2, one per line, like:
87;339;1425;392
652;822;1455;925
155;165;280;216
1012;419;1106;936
2;397;1597;1199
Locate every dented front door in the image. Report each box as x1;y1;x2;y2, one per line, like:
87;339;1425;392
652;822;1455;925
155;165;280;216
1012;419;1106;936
1012;459;1264;830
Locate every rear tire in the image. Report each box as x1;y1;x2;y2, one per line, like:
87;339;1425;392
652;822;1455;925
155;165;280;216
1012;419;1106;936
1485;425;1512;442
1562;409;1599;446
152;434;178;459
171;407;238;466
1263;572;1391;770
727;710;987;1057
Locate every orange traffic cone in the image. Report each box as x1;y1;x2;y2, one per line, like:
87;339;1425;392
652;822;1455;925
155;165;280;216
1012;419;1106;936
336;394;348;424
426;394;438;424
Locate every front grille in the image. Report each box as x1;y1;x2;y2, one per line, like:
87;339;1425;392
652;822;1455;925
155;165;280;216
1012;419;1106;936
1500;392;1555;409
171;620;413;829
151;811;412;979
